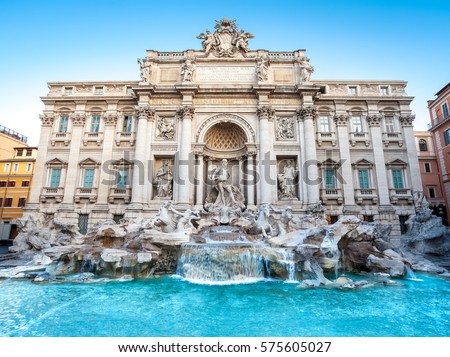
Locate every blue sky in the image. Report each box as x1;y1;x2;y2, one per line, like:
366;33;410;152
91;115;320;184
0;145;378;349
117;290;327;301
0;0;449;145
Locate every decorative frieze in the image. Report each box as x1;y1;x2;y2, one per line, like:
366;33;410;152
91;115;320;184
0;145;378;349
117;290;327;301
156;116;176;139
275;117;295;140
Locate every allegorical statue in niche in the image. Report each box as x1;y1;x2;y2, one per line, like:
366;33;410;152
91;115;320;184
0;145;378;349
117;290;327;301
256;56;269;82
181;59;196;83
156;116;175;139
278;160;298;199
276;117;295;140
299;57;314;83
154;160;173;199
137;58;152;83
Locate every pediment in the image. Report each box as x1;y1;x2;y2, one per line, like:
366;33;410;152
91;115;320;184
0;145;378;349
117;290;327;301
386;159;407;167
46;158;67;166
352;159;373;167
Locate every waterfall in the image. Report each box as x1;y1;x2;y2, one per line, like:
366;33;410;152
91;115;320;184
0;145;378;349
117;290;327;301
405;265;422;281
80;253;95;273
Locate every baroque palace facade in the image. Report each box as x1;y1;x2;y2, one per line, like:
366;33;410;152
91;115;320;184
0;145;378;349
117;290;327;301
27;18;421;235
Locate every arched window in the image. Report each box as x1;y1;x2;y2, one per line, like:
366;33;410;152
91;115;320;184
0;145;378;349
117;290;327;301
419;139;428;152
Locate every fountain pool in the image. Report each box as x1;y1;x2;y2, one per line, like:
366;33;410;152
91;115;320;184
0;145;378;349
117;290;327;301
1;274;449;337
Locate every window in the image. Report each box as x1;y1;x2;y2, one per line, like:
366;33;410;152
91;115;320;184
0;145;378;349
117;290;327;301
126;87;133;95
65;87;73;95
21;180;30;187
117;169;128;188
78;214;89;235
26;163;32;172
4;163;10;172
90;115;101;133
358;169;370;189
348;86;358;95
324;169;336;189
113;214;124;224
363;215;374;222
443;103;449;118
83;168;95;188
26;148;32;156
94;87;103;95
424;163;431;173
4;198;13;207
419;139;428;151
7;181;15;187
352;115;363;132
380;86;389;95
392;169;404;189
17;149;23;157
0;181;6;187
18;197;26;207
445;129;450;146
319;115;330;132
13;163;18;172
0;198;2;207
385;116;395;133
50;168;61;187
428;187;436;198
59;115;69;133
122;116;133;132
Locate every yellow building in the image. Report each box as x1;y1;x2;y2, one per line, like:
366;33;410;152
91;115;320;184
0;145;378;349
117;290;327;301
0;124;28;160
0;146;37;240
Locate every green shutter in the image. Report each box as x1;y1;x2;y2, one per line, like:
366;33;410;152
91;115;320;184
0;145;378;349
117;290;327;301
83;168;94;188
325;169;335;189
392;170;404;189
50;168;61;187
358;169;369;189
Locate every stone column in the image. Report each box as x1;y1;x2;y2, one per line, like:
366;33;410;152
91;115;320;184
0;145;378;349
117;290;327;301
177;105;194;204
297;106;320;206
61;113;85;206
144;114;155;202
95;113;118;208
257;105;275;204
400;114;422;192
334;113;357;211
297;115;307;205
366;114;391;206
246;153;256;206
195;153;204;206
130;105;154;207
239;156;245;198
27;113;54;209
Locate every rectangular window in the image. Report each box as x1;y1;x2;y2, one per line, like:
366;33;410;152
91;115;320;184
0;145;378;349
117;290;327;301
0;181;6;187
78;214;89;235
424;163;431;173
443;103;449;118
18;197;26;207
126;87;133;95
380;86;389;95
113;214;124;224
445;129;450;146
117;169;128;188
348;86;358;95
17;149;23;156
26;163;32;172
385;116;395;133
352;115;363;133
59;116;69;133
122;116;133;132
7;181;15;187
324;169;336;189
358;169;370;189
90;115;101;133
13;163;18;172
0;198;2;207
83;168;95;188
26;148;33;156
319;115;330;132
21;180;30;187
94;87;103;95
392;169;404;189
5;197;13;207
428;187;436;198
50;168;61;187
65;87;73;95
4;163;10;172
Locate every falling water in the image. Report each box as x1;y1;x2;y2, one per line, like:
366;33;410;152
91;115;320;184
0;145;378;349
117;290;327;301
277;249;296;282
80;254;95;273
405;265;422;281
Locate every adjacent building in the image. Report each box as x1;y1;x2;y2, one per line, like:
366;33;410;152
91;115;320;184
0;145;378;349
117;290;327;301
0;124;28;160
26;18;421;235
427;82;450;224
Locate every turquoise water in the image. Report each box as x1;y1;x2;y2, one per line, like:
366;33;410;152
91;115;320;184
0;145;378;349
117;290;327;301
0;274;449;337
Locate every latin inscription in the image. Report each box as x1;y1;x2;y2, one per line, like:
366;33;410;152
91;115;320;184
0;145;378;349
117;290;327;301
196;66;255;83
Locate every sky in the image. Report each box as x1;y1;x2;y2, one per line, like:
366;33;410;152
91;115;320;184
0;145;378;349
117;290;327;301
0;0;449;146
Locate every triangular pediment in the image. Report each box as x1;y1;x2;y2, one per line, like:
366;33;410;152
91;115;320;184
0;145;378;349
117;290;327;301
386;159;407;167
352;159;373;167
112;158;133;166
79;158;99;166
318;158;341;167
46;158;67;166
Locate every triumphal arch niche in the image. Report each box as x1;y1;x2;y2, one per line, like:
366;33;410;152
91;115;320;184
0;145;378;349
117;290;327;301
32;16;419;234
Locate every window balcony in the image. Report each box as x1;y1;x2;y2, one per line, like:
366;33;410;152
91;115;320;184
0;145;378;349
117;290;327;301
109;187;132;203
50;132;71;146
316;131;337;147
389;188;413;204
74;187;98;203
115;132;135;146
83;132;103;146
382;132;403;147
320;188;343;205
349;132;370;147
40;187;64;203
355;188;378;204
